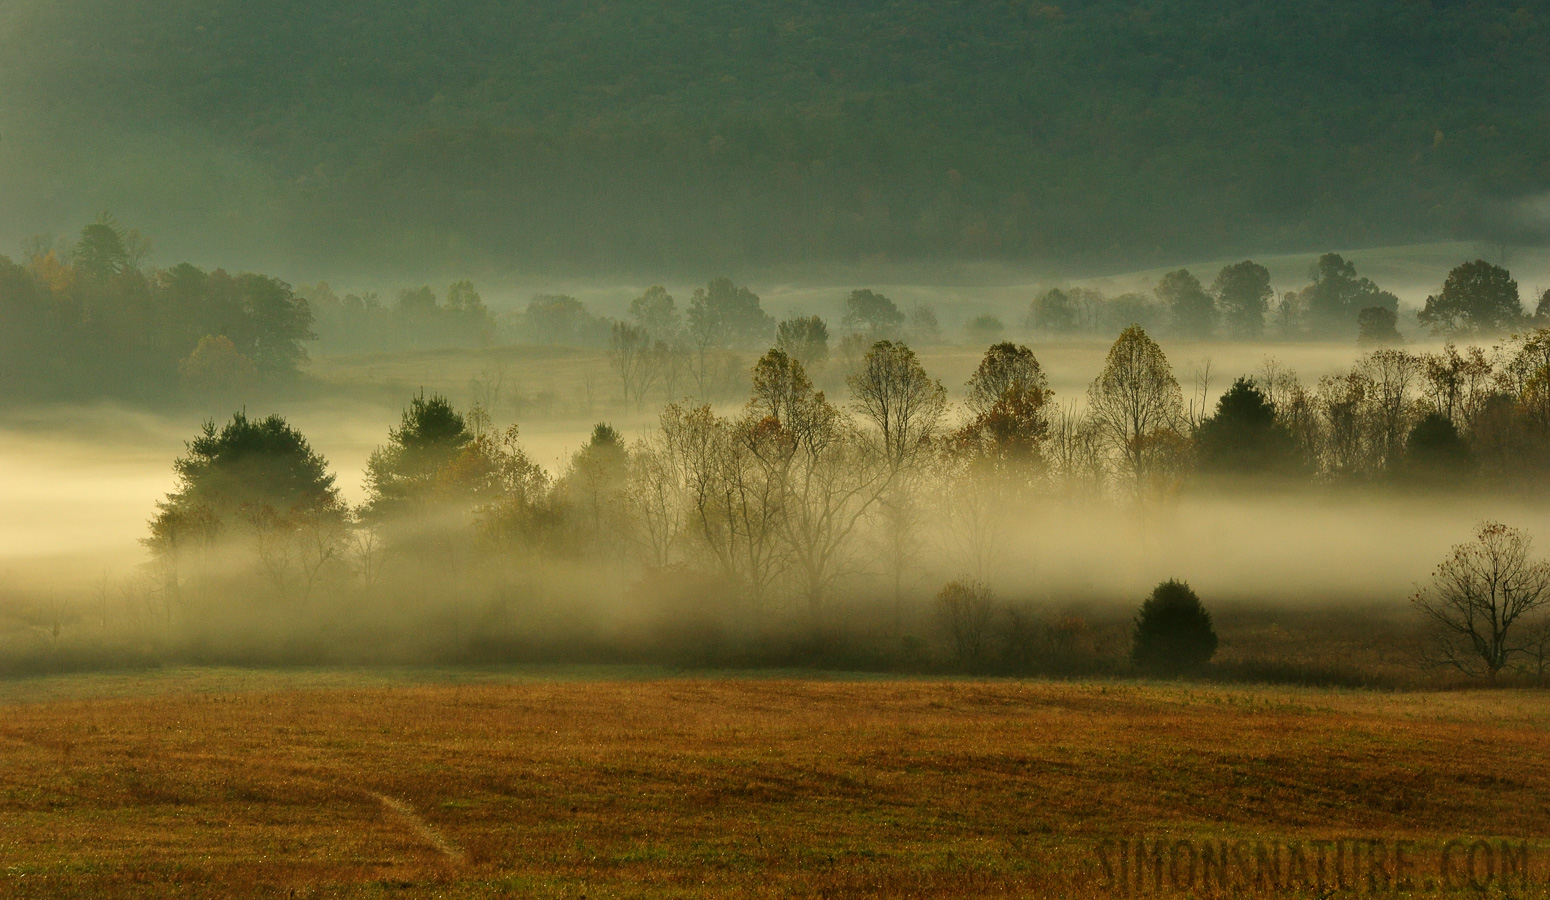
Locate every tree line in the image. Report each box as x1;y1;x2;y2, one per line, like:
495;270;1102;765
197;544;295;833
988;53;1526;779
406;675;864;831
7;219;1546;410
1030;255;1550;343
140;317;1550;667
0;219;315;401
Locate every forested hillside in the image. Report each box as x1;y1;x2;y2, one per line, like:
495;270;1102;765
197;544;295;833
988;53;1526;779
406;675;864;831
2;0;1548;273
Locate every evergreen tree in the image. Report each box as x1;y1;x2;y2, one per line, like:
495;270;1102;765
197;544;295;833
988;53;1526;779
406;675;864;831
1194;378;1299;478
1131;580;1218;675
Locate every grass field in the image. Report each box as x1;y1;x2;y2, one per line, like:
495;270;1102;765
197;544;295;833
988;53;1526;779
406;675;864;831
1;669;1547;898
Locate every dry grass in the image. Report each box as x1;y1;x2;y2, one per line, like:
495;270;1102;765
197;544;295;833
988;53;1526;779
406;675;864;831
1;672;1548;898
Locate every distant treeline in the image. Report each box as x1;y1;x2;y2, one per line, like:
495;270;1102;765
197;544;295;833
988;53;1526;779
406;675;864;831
6;219;1550;405
6;0;1550;269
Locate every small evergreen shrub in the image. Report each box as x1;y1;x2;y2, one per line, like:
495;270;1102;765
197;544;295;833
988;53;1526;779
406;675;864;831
1131;579;1218;675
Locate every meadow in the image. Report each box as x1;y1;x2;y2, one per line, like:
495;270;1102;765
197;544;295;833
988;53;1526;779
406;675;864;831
1;669;1547;898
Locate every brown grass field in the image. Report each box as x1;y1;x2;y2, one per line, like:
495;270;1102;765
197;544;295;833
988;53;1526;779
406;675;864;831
1;669;1548;898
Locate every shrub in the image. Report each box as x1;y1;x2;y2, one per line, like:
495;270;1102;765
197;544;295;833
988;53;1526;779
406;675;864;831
936;579;995;665
1130;579;1218;674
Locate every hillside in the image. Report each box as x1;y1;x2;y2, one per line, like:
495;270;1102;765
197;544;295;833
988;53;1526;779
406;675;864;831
2;0;1548;275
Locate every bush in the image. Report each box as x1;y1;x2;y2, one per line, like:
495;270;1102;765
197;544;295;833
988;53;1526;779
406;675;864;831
936;579;995;665
1130;580;1218;675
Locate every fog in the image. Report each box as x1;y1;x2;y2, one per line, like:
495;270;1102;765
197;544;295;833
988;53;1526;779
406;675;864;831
5;200;1550;684
6;328;1548;684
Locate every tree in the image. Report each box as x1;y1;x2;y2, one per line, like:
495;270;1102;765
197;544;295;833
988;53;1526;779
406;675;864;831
445;279;492;345
623;428;690;569
1400;412;1472;486
954;342;1054;477
524;294;605;346
178;334;258;396
936;579;995;665
72;216;131;282
1315;368;1381;478
848;340;946;474
964;342;1051;420
1412;522;1550;681
941;344;1054;587
1154;269;1215;339
965;314;1005;344
607;321;654;410
1302;254;1399;338
688;277;773;349
147;412;348;601
1131;580;1217;674
471;425;557;550
1357;349;1419;470
749;347;815;425
1498;328;1550;436
1420;343;1494;432
775;315;830;369
849;340;947;627
444;280;483;315
749;348;887;617
1086;326;1183;488
1193;377;1299;478
1356;306;1402;346
559;423;630;548
686;278;770;398
238;274;315;374
1212;261;1272;339
842;288;904;336
1028;288;1078;335
150;412;343;544
362;394;475;521
630;285;681;340
1419;260;1522;336
659;402;786;612
396;285;439;321
908;304;942;344
1101;291;1164;337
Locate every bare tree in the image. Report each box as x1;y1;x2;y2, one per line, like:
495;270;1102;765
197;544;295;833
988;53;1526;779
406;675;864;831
1412;521;1550;682
748;349;889;618
350;517;384;589
1420;343;1494;432
292;502;350;601
1498;328;1550;433
1183;358;1213;432
1316;369;1379;478
1259;359;1320;463
1357;348;1419;468
1086;325;1183;489
624;433;687;569
848;339;947;628
607;321;651;410
939;463;1008;584
1046;401;1107;499
660;402;786;614
848;340;947;474
469;363;507;416
631;340;668;410
658;341;692;402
